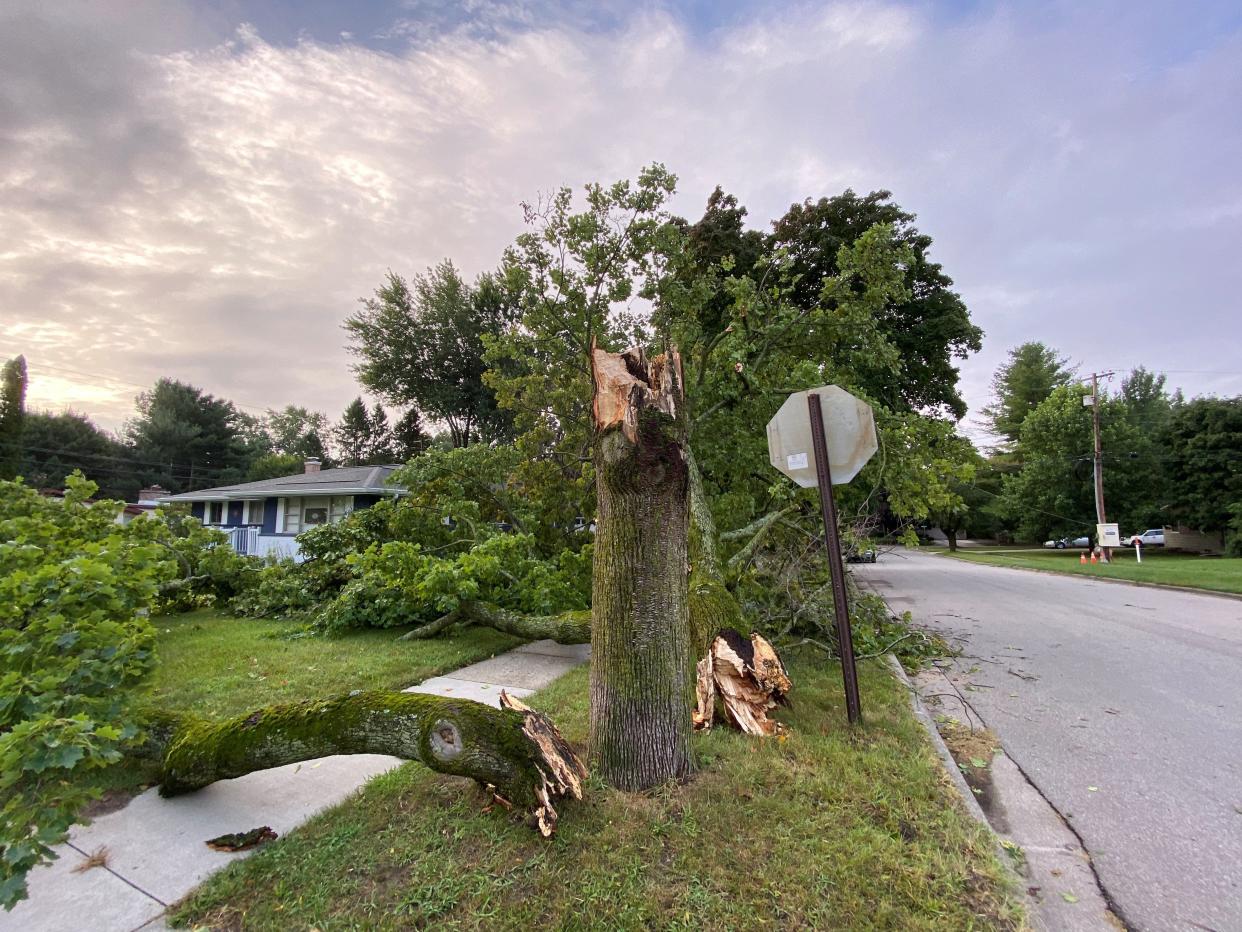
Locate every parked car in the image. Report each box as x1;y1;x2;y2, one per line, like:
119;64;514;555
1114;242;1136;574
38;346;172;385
1124;528;1165;547
845;545;878;564
1043;535;1091;549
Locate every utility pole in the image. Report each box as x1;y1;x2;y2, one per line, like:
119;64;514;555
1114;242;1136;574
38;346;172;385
1086;371;1114;562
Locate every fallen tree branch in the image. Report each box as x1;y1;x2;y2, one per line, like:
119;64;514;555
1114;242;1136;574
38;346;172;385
399;601;591;644
159;690;586;836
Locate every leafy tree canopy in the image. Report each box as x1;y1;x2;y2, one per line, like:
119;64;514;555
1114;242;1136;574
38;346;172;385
1162;395;1242;539
347;261;517;448
17;411;136;500
982;342;1074;448
263;405;330;461
769;190;983;418
0;476;171;909
127;379;258;491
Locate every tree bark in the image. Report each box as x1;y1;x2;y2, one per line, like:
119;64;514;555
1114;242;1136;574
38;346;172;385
400;601;590;644
158;690;586;836
588;344;695;791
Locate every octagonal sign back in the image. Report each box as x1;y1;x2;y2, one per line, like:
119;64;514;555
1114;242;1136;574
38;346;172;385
766;385;877;488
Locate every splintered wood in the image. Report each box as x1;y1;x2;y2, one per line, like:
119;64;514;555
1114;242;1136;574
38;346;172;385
590;342;684;444
499;690;588;837
693;629;792;736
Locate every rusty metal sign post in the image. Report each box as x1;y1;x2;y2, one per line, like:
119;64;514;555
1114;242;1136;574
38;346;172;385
766;384;876;726
807;392;863;724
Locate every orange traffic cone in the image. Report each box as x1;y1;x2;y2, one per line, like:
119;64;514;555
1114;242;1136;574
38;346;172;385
1089;552;1098;564
1080;553;1087;565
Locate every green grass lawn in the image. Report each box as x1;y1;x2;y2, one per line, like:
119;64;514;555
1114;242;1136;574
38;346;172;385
940;548;1242;595
89;610;521;803
171;655;1022;931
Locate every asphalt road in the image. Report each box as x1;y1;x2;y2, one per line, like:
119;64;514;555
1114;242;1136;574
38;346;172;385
855;551;1242;932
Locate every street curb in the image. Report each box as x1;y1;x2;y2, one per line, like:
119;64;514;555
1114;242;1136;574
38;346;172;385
932;552;1242;602
885;654;1023;894
885;654;989;826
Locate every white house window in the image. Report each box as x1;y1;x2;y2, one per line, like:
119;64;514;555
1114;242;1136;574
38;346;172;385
246;500;266;524
282;496;354;533
205;502;224;524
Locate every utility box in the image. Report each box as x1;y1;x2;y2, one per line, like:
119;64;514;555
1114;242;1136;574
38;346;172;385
1097;523;1121;547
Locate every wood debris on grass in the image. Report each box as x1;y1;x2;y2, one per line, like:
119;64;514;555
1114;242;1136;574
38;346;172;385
205;826;278;852
694;629;792;736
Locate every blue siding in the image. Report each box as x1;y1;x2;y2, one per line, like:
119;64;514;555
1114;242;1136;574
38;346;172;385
226;501;244;527
262;497;278;534
353;494;381;511
191;502;205;521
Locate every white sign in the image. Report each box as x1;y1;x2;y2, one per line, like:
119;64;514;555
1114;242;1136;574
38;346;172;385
1097;523;1121;547
766;385;878;488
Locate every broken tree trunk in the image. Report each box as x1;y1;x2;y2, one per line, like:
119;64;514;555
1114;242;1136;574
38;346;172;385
694;629;792;737
589;343;695;791
159;690;586;836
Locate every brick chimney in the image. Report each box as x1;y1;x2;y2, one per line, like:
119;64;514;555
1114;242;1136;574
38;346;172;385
138;485;168;503
304;457;321;474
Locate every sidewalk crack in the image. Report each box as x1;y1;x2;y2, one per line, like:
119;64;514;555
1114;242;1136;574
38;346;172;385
67;841;169;908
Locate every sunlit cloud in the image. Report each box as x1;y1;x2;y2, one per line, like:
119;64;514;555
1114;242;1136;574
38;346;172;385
1;1;1239;435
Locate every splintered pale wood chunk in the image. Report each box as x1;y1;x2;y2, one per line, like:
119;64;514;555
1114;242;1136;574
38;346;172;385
500;689;588;837
694;629;791;737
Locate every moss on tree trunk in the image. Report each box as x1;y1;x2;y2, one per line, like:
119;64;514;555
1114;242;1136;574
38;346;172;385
159;690;586;834
588;345;695;791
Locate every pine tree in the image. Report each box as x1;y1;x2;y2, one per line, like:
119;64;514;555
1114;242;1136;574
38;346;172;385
391;407;428;462
367;403;396;463
334;397;370;466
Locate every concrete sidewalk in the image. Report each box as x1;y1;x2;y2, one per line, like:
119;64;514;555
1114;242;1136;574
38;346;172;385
1;639;589;932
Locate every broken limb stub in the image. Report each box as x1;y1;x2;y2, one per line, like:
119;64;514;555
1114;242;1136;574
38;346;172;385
159;689;586;837
694;629;792;737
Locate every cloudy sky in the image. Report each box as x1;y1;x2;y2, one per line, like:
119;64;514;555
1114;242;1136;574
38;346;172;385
2;0;1240;439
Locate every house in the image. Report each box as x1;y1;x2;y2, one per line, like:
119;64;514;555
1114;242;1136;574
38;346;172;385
117;485;171;525
157;458;404;560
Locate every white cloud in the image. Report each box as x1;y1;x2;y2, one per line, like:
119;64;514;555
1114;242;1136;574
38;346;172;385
1;1;1239;435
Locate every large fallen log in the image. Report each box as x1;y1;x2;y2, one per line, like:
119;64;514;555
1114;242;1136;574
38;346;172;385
694;629;792;737
159;690;586;836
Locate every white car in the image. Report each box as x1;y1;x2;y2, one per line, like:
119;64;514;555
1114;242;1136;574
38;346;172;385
1125;528;1165;547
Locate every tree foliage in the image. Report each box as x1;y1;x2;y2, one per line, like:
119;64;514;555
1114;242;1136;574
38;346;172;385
0;476;170;909
1162;396;1242;543
981;342;1074;449
347;262;516;447
0;356;28;481
769;190;983;418
997;380;1170;541
17;411;137;500
263;405;330;461
127;379;258;491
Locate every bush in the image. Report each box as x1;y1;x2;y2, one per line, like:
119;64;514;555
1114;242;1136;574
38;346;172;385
0;476;172;909
320;534;591;633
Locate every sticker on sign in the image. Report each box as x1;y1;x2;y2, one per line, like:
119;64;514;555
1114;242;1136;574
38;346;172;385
786;452;808;470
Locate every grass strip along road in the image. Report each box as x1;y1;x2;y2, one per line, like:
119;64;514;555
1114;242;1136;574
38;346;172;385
937;547;1242;595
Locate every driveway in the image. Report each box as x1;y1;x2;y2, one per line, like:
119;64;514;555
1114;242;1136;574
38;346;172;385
855;551;1242;932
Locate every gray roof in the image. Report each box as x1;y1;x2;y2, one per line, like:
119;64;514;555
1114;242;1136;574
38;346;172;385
159;465;405;502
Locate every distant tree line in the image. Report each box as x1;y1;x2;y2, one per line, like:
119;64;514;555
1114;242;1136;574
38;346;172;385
0;361;432;500
943;341;1241;554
